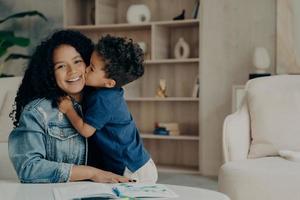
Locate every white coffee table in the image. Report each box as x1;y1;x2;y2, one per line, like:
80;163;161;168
0;181;229;200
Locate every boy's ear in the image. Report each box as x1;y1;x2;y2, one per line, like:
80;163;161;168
104;79;116;88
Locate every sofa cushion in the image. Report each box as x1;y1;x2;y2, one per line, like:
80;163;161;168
0;90;16;142
247;75;300;158
218;157;300;200
0;142;18;180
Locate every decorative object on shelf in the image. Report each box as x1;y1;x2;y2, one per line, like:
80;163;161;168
90;4;95;24
191;75;199;97
156;79;168;98
157;122;180;136
192;1;200;19
137;42;147;54
174;37;190;59
173;9;185;20
249;47;271;79
126;4;151;24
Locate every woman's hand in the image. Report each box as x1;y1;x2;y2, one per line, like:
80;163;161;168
91;168;131;183
58;96;73;114
70;165;132;183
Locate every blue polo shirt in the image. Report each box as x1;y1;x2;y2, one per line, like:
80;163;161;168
84;88;150;175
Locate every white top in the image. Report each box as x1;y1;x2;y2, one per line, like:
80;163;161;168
0;181;229;200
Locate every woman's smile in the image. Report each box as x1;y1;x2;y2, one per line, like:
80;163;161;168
66;74;83;83
53;44;86;99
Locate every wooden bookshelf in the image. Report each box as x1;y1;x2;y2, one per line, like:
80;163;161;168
64;0;201;173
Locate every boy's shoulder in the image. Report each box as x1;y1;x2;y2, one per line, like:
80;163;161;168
88;88;125;106
91;88;124;99
87;88;125;111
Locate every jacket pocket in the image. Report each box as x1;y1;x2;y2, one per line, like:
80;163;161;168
48;126;78;141
46;125;81;163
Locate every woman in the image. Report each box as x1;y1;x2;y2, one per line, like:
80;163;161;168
8;30;130;183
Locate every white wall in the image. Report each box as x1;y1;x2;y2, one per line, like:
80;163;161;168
199;0;276;176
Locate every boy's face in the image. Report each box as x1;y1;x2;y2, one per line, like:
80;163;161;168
85;51;115;88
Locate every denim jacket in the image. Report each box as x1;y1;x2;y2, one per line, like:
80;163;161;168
8;98;87;183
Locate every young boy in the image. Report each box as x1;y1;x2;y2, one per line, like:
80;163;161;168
58;35;157;183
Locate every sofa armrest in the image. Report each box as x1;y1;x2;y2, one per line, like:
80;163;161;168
0;142;18;180
223;101;251;162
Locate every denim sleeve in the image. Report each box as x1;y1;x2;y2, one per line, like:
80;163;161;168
8;108;73;183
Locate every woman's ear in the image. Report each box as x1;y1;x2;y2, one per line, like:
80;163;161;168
104;79;116;88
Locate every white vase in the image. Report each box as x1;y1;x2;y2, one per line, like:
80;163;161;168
253;47;270;73
126;4;151;24
174;37;190;59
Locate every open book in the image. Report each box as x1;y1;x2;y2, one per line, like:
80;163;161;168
53;182;178;200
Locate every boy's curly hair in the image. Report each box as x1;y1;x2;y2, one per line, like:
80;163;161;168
95;35;144;88
10;30;93;127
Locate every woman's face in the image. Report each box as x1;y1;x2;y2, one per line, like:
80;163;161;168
53;44;86;100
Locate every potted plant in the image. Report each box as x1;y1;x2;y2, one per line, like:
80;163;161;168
0;10;47;77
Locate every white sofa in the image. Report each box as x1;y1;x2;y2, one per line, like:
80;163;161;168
0;77;22;181
218;75;300;200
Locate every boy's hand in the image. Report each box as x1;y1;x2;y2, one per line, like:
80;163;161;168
58;96;73;114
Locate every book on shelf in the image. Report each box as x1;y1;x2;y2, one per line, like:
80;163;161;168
53;182;178;200
157;122;180;136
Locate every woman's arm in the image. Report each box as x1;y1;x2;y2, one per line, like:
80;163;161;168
9;115;73;183
70;165;130;183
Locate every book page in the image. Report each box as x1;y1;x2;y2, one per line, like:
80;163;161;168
53;182;116;200
113;183;178;198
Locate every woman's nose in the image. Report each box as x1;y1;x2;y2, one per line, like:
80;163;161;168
69;64;77;73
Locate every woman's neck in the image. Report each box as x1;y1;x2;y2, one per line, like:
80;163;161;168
70;93;82;103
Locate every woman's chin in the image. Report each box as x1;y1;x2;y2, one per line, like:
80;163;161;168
64;83;85;97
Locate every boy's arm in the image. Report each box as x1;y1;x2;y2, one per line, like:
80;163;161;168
58;98;96;138
65;107;96;137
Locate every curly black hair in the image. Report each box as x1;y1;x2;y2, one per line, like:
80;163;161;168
10;29;93;127
95;35;144;88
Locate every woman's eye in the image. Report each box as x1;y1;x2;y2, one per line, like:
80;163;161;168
75;60;83;64
55;64;65;70
91;67;94;72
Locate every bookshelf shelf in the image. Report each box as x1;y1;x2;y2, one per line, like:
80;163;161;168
126;97;199;102
66;19;199;29
141;134;199;141
64;0;201;174
144;58;199;64
67;23;152;31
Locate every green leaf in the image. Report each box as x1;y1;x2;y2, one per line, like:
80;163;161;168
0;31;14;49
4;53;31;62
1;40;14;49
0;31;14;37
0;10;47;24
0;47;7;57
0;34;30;47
